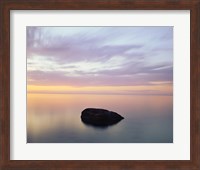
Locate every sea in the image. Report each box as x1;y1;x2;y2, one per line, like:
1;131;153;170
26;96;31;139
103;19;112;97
27;93;173;143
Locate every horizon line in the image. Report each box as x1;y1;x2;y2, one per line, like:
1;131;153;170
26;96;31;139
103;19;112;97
27;91;173;96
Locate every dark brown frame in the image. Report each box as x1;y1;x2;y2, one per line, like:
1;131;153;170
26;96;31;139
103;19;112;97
0;0;200;170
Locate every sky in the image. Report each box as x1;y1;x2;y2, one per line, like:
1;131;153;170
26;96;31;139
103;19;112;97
27;27;173;95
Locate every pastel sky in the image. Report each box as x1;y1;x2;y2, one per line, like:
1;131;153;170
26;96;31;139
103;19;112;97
27;27;173;95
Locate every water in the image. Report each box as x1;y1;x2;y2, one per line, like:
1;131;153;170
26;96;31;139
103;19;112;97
27;93;173;143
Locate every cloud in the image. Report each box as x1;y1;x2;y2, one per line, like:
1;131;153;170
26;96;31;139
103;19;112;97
27;26;173;89
27;28;144;64
27;61;172;87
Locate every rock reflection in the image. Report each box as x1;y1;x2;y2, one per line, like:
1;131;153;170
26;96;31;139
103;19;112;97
81;117;123;129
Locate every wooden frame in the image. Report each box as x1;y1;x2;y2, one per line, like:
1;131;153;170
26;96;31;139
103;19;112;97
0;0;199;169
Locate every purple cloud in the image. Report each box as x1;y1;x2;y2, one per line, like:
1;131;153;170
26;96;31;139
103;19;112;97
27;26;173;89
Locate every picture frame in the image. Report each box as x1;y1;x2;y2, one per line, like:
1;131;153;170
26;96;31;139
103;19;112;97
0;0;199;169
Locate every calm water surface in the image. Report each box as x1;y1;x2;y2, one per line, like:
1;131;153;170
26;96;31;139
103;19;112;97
27;94;173;143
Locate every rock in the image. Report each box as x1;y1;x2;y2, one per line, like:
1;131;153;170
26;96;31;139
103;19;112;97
81;108;124;127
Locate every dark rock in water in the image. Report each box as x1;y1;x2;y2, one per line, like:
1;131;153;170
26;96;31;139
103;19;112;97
81;108;124;127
